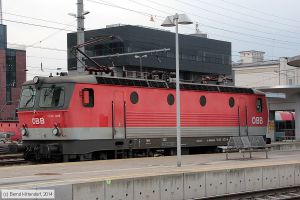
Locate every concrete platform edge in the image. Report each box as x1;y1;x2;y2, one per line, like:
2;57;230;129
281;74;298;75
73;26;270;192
4;163;298;200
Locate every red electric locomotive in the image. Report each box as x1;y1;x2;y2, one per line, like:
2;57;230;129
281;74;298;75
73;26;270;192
18;75;268;161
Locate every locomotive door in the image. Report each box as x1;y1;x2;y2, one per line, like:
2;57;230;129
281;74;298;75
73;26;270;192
112;91;126;139
239;98;249;136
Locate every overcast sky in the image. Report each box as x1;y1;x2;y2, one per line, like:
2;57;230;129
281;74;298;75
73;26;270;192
3;0;300;79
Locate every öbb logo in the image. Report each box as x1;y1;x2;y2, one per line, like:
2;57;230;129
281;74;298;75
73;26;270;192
32;117;45;125
251;117;263;125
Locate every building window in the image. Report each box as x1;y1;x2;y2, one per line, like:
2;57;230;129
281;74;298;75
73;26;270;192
0;25;7;49
229;97;235;108
257;98;263;113
5;50;16;104
6;86;12;104
92;42;124;56
130;91;139;104
200;96;206;107
167;94;174;105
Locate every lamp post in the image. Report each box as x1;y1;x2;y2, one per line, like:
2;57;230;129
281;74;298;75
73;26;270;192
134;54;148;78
161;14;192;167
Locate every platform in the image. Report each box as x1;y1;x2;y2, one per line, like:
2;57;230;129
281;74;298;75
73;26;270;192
268;140;300;151
1;149;300;200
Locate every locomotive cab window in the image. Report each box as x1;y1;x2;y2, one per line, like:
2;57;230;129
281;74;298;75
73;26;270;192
256;98;263;113
39;86;65;108
19;87;36;108
82;88;94;107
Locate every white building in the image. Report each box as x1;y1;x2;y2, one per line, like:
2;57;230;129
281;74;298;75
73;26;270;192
233;51;300;88
239;50;265;64
233;51;300;142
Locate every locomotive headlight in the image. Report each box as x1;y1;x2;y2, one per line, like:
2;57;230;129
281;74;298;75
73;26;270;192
21;128;28;136
33;76;39;84
52;127;60;136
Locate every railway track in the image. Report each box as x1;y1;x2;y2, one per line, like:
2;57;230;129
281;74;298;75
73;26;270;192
0;153;28;166
204;186;300;200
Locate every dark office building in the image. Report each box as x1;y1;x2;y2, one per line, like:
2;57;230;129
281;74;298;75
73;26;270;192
67;24;231;82
0;24;26;120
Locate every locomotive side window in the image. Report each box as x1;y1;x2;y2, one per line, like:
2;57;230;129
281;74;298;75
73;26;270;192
229;97;235;108
19;87;36;108
39;86;65;108
200;96;206;107
167;94;174;105
82;88;94;107
257;98;263;113
130;91;139;104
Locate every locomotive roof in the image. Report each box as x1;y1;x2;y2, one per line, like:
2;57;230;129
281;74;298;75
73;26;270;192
24;75;264;95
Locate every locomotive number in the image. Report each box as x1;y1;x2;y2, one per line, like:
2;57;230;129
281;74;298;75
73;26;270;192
32;117;45;125
251;117;263;125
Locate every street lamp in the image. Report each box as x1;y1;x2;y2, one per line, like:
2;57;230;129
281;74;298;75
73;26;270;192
161;14;192;167
134;54;148;78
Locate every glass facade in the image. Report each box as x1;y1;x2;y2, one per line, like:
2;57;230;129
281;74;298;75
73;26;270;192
67;25;232;77
0;24;7;49
164;51;231;65
6;50;16;104
92;42;124;56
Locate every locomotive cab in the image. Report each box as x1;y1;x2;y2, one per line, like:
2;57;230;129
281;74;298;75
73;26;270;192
18;76;74;161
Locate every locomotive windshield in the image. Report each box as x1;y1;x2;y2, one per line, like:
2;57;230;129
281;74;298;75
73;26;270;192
19;87;36;108
19;82;72;110
39;86;65;108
